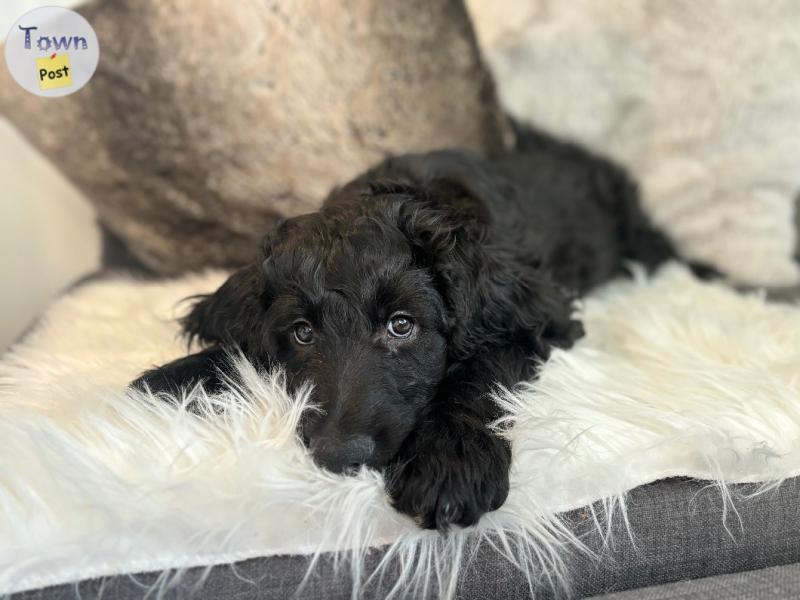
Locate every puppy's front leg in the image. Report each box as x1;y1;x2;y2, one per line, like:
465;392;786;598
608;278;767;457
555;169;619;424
385;346;533;530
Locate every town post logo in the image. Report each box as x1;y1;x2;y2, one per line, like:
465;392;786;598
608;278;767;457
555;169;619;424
5;7;99;98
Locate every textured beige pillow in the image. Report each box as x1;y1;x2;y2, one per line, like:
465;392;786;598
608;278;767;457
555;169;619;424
468;0;800;286
0;0;510;274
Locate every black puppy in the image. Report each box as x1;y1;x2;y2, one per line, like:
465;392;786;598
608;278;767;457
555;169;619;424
133;129;681;530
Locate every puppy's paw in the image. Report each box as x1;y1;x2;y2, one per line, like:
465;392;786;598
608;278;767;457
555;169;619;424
129;365;188;397
129;345;230;397
385;420;510;530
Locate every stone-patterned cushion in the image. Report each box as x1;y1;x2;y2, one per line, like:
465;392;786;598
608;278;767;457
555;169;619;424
467;0;800;286
0;0;509;274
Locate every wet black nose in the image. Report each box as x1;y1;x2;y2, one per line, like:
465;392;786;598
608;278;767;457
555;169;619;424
309;435;376;474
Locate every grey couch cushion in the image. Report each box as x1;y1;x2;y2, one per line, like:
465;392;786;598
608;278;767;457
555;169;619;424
592;562;800;599
12;476;800;599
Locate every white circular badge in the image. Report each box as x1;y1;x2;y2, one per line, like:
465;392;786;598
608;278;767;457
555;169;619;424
5;6;99;98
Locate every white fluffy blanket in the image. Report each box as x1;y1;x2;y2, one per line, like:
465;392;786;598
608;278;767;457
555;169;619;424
1;264;799;597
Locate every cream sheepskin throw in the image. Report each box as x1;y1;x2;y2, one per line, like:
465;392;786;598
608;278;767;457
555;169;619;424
467;0;800;287
1;264;799;597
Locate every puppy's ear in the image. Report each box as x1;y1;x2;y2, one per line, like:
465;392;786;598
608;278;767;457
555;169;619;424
181;262;268;353
398;183;583;362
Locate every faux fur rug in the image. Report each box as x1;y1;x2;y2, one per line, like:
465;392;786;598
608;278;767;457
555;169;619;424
1;264;799;597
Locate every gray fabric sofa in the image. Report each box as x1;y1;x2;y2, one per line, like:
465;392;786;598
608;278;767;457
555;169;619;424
595;563;800;600
13;476;800;599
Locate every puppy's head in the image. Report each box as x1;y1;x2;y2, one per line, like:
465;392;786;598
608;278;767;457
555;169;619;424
180;183;451;472
176;179;578;473
259;198;450;472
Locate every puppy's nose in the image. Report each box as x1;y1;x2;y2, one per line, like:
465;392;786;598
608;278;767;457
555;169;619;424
309;435;376;474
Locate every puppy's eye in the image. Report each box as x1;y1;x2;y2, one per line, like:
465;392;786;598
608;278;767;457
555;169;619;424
293;321;314;345
387;314;414;338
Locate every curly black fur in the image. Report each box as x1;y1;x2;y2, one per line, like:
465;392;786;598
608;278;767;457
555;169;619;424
133;128;684;529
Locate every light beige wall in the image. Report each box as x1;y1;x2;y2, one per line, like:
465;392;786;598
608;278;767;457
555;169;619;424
0;0;99;351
